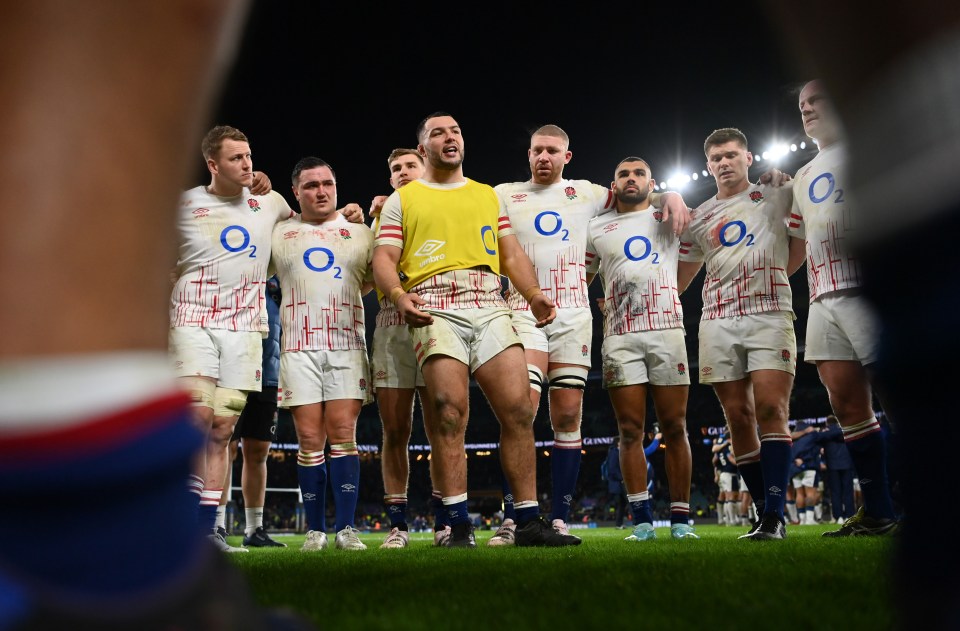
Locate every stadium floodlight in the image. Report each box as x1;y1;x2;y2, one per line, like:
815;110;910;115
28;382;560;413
667;173;691;190
702;169;709;177
790;143;798;152
765;143;790;161
691;172;698;181
800;141;806;149
755;154;763;162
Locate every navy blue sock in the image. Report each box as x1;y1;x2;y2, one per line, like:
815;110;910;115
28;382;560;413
297;451;327;532
431;491;450;528
846;430;896;519
329;444;360;531
550;432;582;522
627;493;654;525
444;498;470;526
514;501;539;525
501;477;516;520
385;494;408;529
760;433;792;518
737;460;766;515
0;396;204;596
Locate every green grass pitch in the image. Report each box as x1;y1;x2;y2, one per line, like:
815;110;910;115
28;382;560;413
228;524;896;630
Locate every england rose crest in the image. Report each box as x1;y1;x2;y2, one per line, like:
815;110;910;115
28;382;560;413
247;198;261;212
564;186;577;200
339;228;351;239
749;191;763;203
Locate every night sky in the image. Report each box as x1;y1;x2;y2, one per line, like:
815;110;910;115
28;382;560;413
204;0;833;435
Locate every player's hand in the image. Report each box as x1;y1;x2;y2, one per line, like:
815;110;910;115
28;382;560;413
398;292;433;328
758;168;792;187
655;432;663;441
339;203;365;224
660;191;692;236
530;293;557;328
794;458;803;467
369;195;388;218
250;171;272;195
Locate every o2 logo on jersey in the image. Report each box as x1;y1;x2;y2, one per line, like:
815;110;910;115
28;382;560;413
534;211;569;241
303;247;342;278
623;235;660;263
480;225;497;255
220;225;257;258
718;221;755;248
808;172;844;204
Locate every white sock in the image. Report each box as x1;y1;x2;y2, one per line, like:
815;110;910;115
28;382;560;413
215;505;227;530
245;507;264;536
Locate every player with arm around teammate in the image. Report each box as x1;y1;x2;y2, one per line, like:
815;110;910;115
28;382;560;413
369;148;451;548
372;112;580;548
676;128;806;540
488;125;691;543
791;80;898;536
585;156;698;541
271;157;375;552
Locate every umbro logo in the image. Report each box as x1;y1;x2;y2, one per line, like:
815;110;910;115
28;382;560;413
303;493;316;500
192;208;210;217
414;240;446;256
511;194;527;202
341;484;357;492
769;486;782;495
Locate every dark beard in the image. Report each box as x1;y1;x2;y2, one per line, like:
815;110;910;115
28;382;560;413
616;189;648;205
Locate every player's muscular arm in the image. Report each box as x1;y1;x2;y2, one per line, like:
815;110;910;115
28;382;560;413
648;191;692;236
339;203;364;224
787;236;806;276
249;171;272;195
372;244;432;327
369;195;388;219
499;234;556;327
677;261;702;293
758;169;792;187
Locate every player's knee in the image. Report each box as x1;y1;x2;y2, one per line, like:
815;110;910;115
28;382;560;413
213;387;247;418
660;417;688;440
242;439;271;463
502;397;534;429
619;426;645;448
432;399;467;436
755;400;788;425
183;377;216;410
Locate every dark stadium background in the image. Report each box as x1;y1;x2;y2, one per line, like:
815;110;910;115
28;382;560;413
204;0;877;525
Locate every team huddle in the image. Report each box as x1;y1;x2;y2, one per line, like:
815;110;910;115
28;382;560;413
171;80;898;552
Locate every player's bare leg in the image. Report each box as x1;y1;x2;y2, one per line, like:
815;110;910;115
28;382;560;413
818;360;897;530
545;360;587;531
651;384;698;538
609;384;656;541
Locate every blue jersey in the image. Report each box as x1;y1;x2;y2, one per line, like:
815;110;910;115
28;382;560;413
261;276;281;387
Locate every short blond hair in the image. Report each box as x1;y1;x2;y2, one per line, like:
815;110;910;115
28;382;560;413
201;125;248;160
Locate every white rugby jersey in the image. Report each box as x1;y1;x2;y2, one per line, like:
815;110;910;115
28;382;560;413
585;207;683;335
791;144;863;301
679;183;799;319
370;214;403;327
375;182;512;311
270;216;374;352
171;187;293;332
496;179;615;310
